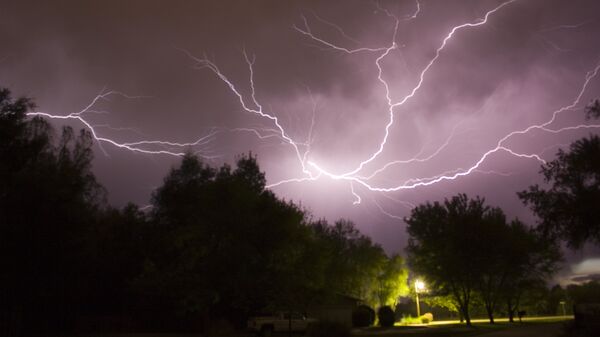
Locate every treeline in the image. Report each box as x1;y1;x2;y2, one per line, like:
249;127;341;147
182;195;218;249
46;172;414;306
3;87;598;334
406;194;562;325
411;280;597;322
404;98;600;326
0;88;408;334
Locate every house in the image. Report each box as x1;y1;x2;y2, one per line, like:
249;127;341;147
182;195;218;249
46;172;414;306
307;294;363;327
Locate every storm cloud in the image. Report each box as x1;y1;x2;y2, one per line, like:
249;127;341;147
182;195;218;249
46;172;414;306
2;0;600;280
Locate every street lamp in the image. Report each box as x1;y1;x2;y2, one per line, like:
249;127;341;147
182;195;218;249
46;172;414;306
415;280;425;317
559;301;566;316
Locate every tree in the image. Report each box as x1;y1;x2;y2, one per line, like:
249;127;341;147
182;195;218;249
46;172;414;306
421;294;461;319
585;99;600;119
375;255;410;308
309;219;407;308
139;153;312;329
405;194;559;325
519;101;600;248
544;285;568;315
0;88;105;333
406;194;490;325
472;207;510;324
86;204;149;319
499;220;561;322
567;280;600;304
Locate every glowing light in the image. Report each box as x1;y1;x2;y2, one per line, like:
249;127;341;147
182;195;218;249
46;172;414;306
415;280;425;292
415;279;425;317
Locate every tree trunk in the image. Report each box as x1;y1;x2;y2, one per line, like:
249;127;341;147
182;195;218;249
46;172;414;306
461;305;471;326
507;300;515;323
486;304;495;324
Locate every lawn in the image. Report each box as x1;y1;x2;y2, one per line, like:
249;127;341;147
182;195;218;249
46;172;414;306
352;316;573;337
35;316;573;337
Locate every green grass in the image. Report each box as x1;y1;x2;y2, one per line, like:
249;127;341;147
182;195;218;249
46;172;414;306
38;316;574;337
352;316;573;337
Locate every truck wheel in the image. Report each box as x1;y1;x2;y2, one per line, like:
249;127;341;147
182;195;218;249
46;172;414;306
261;325;273;337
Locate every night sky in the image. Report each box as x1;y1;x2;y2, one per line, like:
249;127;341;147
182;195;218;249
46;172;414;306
2;0;600;284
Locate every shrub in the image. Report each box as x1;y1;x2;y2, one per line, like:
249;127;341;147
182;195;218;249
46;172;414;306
352;305;375;327
399;314;421;325
306;321;350;337
377;306;395;327
420;312;434;324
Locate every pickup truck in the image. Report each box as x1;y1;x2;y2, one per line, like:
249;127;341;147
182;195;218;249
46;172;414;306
247;312;317;336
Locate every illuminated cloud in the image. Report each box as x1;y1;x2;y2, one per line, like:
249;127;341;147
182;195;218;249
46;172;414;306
1;0;599;261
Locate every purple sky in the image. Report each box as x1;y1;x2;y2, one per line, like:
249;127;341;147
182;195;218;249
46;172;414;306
2;0;600;284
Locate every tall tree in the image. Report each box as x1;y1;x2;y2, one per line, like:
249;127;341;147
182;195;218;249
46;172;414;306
473;207;509;323
567;280;600;304
86;204;149;318
499;220;561;322
0;88;105;333
407;195;560;325
309;219;407;308
406;194;490;325
139;153;311;328
519;101;600;248
376;255;410;308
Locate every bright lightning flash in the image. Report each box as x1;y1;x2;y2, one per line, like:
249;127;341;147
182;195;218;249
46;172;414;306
181;0;600;202
27;89;222;158
27;0;600;220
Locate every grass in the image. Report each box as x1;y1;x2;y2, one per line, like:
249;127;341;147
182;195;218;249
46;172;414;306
37;316;574;337
352;315;573;337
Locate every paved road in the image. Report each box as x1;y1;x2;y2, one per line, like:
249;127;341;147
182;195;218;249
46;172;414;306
479;321;567;337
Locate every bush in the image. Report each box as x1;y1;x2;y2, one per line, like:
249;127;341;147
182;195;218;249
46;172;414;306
306;321;350;337
352;305;375;327
420;312;434;324
377;306;395;327
399;314;421;325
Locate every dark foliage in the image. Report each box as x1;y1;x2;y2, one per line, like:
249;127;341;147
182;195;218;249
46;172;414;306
0;88;105;334
137;152;313;328
568;281;600;304
406;194;560;326
352;305;375;327
377;305;395;327
520;100;600;249
585;99;600;120
0;87;406;334
519;135;600;248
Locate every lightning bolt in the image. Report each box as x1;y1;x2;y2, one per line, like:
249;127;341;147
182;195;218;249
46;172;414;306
194;0;600;207
26;89;220;158
184;1;530;193
27;0;600;221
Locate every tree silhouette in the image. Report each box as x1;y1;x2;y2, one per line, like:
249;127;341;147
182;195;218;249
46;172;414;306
406;194;489;325
309;219;407;308
585;99;600;119
499;219;560;322
139;153;312;328
0;88;105;333
519;102;600;248
405;194;559;325
0;86;411;333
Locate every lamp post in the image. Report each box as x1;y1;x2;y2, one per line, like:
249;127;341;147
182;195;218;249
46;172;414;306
415;280;425;317
559;301;566;316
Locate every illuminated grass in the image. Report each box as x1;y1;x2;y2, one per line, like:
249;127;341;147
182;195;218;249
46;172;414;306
354;316;573;336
